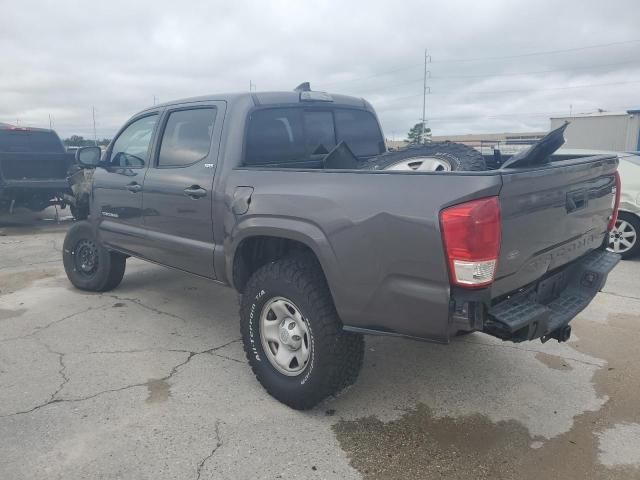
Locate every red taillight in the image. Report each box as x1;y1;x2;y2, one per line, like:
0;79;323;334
607;171;621;231
439;196;501;288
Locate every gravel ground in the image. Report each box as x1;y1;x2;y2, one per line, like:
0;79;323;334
1;208;639;479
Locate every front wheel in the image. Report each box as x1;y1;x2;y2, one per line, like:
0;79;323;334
607;212;640;259
240;256;364;410
63;221;126;291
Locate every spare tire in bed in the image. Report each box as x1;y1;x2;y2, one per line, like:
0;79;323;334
360;142;487;172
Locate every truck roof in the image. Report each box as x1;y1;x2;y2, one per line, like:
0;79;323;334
138;90;371;115
0;124;56;133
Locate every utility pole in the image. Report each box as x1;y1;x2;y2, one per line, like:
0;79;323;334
421;49;431;144
153;95;158;105
49;114;53;130
249;80;255;92
92;106;97;146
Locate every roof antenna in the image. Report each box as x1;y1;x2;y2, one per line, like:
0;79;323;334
294;82;311;92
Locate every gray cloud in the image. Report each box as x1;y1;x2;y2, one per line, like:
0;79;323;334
1;0;639;139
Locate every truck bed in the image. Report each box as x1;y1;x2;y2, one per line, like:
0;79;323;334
226;153;619;343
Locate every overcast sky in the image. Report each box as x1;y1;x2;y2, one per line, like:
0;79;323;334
1;0;639;140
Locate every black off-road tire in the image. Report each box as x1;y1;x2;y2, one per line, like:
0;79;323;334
362;141;487;171
240;255;365;410
63;221;126;292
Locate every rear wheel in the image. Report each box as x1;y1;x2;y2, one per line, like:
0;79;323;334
607;212;640;259
63;221;126;291
240;255;364;410
361;142;487;172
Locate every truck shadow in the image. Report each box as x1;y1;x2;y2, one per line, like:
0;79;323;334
0;206;73;234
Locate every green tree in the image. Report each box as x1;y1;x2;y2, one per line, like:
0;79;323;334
63;135;111;147
406;122;431;144
63;135;87;147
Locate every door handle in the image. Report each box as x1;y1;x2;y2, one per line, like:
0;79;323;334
183;185;207;199
126;182;142;193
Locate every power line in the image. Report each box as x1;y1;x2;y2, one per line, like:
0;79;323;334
321;39;640;89
337;59;640;94
322;64;421;89
375;79;640;105
434;59;640;80
431;39;640;64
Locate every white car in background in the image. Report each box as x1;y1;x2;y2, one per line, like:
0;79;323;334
611;153;640;259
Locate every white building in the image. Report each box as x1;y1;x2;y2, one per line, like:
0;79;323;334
550;110;640;152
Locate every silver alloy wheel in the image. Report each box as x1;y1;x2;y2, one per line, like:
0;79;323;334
259;297;311;376
385;156;452;172
608;218;637;254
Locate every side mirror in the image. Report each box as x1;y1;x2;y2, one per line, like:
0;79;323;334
75;146;102;168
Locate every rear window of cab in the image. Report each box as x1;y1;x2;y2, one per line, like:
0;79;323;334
244;107;384;166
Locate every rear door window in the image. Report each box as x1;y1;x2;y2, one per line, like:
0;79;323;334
157;108;217;167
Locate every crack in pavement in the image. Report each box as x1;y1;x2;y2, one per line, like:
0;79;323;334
0;338;242;420
0;306;98;344
83;339;242;357
211;352;244;364
0;287;243;419
196;420;223;480
38;338;70;404
102;293;191;323
84;345;245;364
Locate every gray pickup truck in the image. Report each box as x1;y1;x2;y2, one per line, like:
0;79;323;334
64;87;621;409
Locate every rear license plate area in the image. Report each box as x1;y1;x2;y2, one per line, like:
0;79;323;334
536;268;570;304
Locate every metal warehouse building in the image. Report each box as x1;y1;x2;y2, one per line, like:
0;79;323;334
550;110;640;151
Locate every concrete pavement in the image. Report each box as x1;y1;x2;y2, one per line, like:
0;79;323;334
1;210;639;479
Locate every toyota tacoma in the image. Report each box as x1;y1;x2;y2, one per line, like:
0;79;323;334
63;85;621;409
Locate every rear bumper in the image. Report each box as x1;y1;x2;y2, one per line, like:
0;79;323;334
483;249;619;342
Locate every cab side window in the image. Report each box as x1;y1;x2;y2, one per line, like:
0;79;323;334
157;108;217;167
110;114;158;168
